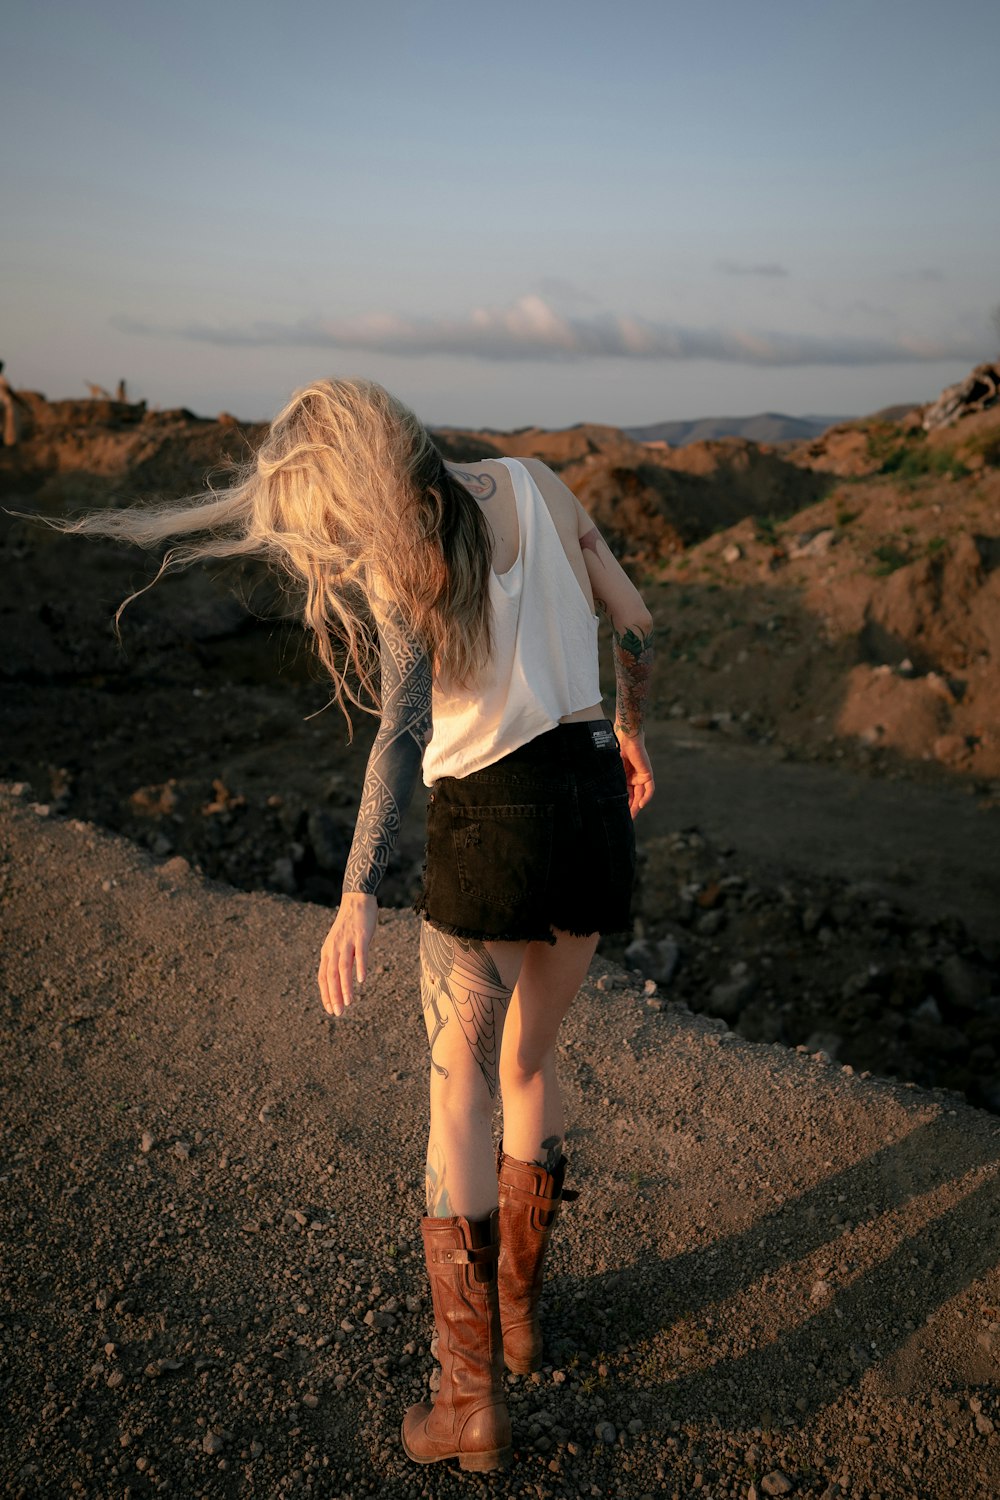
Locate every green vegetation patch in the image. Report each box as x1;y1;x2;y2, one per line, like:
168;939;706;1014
753;514;783;546
870;542;910;576
879;439;969;484
865;421;905;467
966;430;1000;467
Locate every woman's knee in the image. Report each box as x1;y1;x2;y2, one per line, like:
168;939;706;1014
499;1042;556;1089
429;1056;497;1119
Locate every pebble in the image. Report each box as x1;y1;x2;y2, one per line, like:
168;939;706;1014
761;1471;795;1495
696;908;726;936
202;1431;225;1455
363;1310;394;1330
623;937;680;985
595;1420;617;1445
140;1131;155;1154
706;974;757;1020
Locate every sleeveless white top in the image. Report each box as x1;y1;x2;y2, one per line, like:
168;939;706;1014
421;457;602;785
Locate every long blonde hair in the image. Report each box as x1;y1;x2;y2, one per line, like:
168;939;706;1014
45;377;494;727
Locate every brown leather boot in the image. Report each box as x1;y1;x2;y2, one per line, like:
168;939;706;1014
401;1210;512;1473
496;1147;577;1375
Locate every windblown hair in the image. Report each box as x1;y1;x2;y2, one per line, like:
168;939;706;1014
47;378;494;728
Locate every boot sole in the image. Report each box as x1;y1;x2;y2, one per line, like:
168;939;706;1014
400;1424;513;1472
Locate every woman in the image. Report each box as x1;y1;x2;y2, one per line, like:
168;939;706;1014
53;378;655;1474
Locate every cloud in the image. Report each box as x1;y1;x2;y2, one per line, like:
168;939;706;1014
895;267;946;283
532;275;600;308
715;260;789;277
112;295;985;368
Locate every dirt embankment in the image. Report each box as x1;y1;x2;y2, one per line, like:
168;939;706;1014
3;786;1000;1500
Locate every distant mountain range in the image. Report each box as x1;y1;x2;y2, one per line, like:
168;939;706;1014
621;412;855;446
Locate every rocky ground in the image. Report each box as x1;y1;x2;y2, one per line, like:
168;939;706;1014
3;377;1000;1496
2;785;1000;1500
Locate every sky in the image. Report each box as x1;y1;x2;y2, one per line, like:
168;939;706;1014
3;0;999;430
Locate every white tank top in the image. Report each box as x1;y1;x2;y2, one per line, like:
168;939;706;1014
421;457;602;785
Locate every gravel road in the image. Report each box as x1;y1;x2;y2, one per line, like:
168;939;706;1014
2;785;999;1500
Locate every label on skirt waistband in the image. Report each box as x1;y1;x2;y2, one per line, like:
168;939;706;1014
588;721;617;751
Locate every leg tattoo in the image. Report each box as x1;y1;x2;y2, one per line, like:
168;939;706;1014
420;960;450;1081
424;1141;454;1217
536;1134;565;1173
419;924;513;1099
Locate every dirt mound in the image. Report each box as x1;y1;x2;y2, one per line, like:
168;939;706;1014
784;421;885;478
0;399;264;508
648;369;1000;777
436;424;836;554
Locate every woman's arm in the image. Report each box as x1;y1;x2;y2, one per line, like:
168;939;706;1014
518;457;656;815
583;526;656;816
319;612;431;1016
342;612;432;894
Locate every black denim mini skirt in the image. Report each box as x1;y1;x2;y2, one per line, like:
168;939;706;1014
414;719;636;945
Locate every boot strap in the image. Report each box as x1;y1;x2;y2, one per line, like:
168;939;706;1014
496;1148;578;1206
501;1183;579;1209
428;1242;499;1267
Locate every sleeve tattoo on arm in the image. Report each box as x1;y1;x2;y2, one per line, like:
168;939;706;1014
342;612;432;896
612;624;655;737
580;523;655;737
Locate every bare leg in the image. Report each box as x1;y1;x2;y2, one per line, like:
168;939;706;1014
498;929;599;1167
420;924;526;1220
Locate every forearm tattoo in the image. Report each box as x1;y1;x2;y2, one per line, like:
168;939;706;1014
612;623;655;737
581;523;655;738
342;613;431;895
419;924;512;1099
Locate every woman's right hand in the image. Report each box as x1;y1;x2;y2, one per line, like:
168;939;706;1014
318;892;378;1017
617;729;655;818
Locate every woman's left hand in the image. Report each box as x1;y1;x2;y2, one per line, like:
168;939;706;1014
318;893;378;1017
